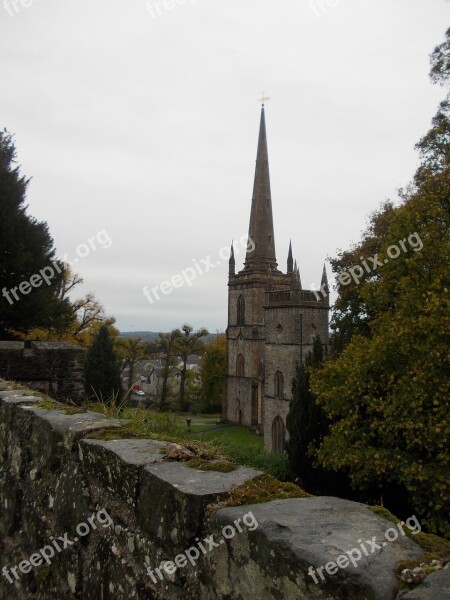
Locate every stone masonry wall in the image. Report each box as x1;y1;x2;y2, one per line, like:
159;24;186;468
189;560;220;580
0;379;439;600
0;341;86;401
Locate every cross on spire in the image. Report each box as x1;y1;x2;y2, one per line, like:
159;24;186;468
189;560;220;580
259;91;271;106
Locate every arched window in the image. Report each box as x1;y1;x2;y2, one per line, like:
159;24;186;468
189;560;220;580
237;295;245;326
236;354;245;377
272;416;285;454
274;370;284;398
235;407;243;424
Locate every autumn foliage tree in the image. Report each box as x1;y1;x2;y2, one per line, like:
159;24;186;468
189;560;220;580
311;29;450;536
23;267;108;346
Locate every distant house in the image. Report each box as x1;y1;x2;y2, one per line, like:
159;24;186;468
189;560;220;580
174;354;202;374
121;354;202;403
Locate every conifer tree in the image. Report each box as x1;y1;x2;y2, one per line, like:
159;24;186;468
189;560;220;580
84;325;122;401
286;336;328;490
0;130;71;338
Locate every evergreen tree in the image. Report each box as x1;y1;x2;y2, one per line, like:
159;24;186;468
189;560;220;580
0;130;72;338
286;337;328;490
84;325;122;401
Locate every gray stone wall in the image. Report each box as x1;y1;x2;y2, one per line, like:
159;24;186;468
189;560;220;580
226;275;268;425
227;377;254;426
0;341;86;401
0;380;435;600
262;303;329;451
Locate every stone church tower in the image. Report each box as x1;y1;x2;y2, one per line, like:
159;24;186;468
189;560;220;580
225;104;329;452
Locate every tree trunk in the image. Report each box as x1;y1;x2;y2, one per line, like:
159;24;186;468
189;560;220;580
180;356;188;411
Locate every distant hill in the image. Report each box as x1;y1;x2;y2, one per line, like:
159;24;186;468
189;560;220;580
119;331;219;343
119;331;161;342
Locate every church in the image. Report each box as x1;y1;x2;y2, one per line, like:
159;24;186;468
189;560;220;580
225;104;330;453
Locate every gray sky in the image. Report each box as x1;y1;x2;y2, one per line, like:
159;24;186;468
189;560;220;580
1;0;448;333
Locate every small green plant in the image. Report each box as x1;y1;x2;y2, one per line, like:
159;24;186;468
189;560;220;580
225;474;310;507
86;387;129;419
36;399;86;415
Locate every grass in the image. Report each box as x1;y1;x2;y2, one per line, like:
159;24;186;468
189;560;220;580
189;428;289;480
186;421;290;480
36;399;87;415
199;426;264;447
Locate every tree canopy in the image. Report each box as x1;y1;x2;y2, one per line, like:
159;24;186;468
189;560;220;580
311;29;450;536
174;324;208;411
199;333;226;413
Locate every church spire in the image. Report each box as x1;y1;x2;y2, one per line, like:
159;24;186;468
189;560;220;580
229;242;235;275
287;240;293;274
244;105;278;272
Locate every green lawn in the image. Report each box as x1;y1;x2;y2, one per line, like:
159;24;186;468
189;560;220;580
181;414;264;448
198;426;264;448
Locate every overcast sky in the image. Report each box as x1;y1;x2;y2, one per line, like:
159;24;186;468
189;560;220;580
1;0;448;333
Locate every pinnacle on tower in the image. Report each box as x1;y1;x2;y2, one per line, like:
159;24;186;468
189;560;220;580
287;240;293;274
320;263;329;299
292;259;302;290
229;242;235;276
244;105;278;272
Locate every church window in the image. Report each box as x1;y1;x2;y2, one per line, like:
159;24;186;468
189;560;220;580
237;295;245;325
274;370;284;398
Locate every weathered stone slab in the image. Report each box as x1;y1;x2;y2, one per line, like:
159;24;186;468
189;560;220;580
79;438;168;509
137;461;263;549
146;461;262;496
400;567;450;599
0;341;24;350
202;496;424;600
24;406;124;451
0;390;41;403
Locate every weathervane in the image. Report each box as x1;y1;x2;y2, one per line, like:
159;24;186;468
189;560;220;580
260;91;271;106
